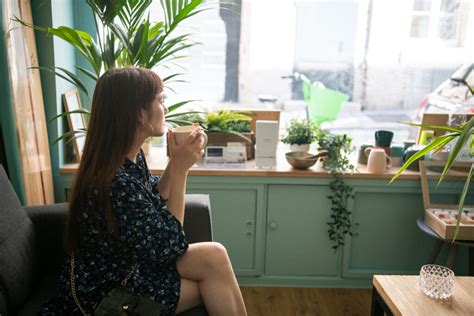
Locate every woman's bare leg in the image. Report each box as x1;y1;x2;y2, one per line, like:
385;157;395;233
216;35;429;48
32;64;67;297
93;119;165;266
176;278;203;314
176;242;247;316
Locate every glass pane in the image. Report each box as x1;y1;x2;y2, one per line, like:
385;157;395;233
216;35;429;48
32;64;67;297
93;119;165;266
413;0;432;11
410;16;430;38
438;15;458;40
440;0;460;13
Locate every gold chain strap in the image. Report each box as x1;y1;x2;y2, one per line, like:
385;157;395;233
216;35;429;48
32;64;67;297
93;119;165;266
70;254;91;316
70;254;137;315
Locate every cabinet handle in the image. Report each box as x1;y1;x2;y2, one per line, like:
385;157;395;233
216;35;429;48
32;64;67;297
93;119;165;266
246;221;253;228
268;222;278;230
245;232;253;238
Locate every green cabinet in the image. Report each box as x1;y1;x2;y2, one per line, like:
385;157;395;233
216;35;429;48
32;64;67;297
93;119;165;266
186;180;265;276
265;184;339;277
342;182;470;279
57;172;470;287
342;185;432;278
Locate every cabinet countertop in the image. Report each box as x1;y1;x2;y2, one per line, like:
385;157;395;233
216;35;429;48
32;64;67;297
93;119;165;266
59;147;425;180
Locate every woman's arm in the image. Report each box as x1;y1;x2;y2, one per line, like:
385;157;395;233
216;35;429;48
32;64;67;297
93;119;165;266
166;129;205;224
166;166;188;223
156;160;173;199
112;177;188;264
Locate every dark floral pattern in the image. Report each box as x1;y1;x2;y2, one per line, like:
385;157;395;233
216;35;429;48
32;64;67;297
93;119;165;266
39;151;188;315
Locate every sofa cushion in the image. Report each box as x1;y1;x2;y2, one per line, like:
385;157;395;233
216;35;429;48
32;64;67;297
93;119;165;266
0;165;35;312
16;274;57;316
0;285;8;315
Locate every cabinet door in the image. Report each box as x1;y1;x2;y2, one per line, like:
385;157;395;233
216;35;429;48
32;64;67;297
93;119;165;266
187;183;264;276
343;188;432;277
344;186;471;277
266;185;339;276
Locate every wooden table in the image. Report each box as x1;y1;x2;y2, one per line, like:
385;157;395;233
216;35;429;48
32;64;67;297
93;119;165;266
372;275;474;316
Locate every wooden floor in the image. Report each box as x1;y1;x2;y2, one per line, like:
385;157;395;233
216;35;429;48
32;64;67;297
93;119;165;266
240;287;372;316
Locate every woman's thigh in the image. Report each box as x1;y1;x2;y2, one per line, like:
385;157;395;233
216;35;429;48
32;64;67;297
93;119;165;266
176;278;202;314
177;242;229;281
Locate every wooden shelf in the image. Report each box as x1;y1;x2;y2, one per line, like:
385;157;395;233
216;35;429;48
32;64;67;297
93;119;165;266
59;147;424;180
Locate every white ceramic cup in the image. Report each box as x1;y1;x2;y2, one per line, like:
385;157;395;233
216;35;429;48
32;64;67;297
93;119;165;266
171;125;208;146
364;147;392;174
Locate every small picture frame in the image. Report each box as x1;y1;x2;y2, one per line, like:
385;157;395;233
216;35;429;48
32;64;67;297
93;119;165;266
62;89;86;161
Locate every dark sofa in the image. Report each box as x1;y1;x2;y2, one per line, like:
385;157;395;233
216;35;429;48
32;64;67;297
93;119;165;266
0;165;210;315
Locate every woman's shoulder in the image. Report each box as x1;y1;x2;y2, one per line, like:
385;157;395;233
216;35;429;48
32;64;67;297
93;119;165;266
111;167;141;189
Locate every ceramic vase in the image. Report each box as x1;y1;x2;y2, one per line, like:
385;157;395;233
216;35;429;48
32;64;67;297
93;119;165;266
290;143;310;152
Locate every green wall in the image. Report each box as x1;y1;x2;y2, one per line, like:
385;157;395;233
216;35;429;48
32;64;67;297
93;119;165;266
0;0;94;202
0;2;25;202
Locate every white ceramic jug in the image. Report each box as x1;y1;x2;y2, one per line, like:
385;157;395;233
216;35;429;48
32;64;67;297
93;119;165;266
364;147;392;174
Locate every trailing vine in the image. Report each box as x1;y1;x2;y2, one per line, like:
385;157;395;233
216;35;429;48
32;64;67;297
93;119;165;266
317;132;355;251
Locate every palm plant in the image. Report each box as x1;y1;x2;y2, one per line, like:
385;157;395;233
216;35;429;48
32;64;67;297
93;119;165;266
390;117;474;239
15;0;209;144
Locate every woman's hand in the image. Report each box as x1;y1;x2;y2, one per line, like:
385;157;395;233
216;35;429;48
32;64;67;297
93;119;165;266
168;126;206;173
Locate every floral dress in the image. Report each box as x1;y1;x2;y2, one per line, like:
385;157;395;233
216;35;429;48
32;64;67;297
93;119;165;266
39;151;188;315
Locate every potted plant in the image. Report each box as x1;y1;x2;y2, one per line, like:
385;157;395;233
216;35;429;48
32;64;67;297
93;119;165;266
16;0;207;155
390;117;474;240
173;109;255;159
281;118;319;152
316;130;356;251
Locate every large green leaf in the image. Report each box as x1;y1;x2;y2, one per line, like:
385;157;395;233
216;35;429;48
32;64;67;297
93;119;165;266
439;118;474;183
117;0;152;33
162;73;184;82
49;109;90;124
167;100;199;113
165;110;205;119
45;26;101;74
389;134;458;184
87;0;127;25
399;121;463;133
75;66;99;82
32;66;90;98
452;163;474;241
51;129;87;146
109;22;133;59
166;118;197;127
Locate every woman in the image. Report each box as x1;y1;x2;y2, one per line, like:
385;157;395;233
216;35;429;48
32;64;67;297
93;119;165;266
40;68;247;315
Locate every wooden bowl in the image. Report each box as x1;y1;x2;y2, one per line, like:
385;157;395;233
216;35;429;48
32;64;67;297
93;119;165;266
285;151;318;169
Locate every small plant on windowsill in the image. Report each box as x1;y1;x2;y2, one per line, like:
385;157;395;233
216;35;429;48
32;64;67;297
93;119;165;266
281;118;320;152
317;131;356;252
170;109;255;159
173;109;253;139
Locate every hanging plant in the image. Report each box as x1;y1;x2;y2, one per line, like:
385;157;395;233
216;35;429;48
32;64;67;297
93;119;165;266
317;131;355;251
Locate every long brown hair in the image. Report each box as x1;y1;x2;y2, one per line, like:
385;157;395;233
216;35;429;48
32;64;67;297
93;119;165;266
66;68;163;254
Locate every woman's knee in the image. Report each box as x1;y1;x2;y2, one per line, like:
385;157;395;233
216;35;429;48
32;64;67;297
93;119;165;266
204;242;231;271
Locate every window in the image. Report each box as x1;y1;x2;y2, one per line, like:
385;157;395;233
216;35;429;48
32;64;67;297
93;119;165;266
410;0;462;44
411;0;432;38
149;0;473;146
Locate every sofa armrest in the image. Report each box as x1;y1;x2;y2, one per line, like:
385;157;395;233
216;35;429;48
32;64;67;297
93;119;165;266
183;194;213;243
24;203;68;275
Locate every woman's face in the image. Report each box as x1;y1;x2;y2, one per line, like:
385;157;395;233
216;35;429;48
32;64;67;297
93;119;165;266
146;92;167;137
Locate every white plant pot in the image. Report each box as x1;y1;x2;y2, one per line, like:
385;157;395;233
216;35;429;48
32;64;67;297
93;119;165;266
290;143;310;152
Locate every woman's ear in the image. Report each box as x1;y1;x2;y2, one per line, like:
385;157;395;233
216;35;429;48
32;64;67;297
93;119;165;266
138;108;147;126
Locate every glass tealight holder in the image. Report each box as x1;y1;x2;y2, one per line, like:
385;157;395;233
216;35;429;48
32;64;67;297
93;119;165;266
419;264;455;300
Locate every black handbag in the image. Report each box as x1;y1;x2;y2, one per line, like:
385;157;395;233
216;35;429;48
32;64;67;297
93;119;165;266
70;255;166;316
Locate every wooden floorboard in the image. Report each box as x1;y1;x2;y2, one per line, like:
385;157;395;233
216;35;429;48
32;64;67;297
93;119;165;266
240;287;372;316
